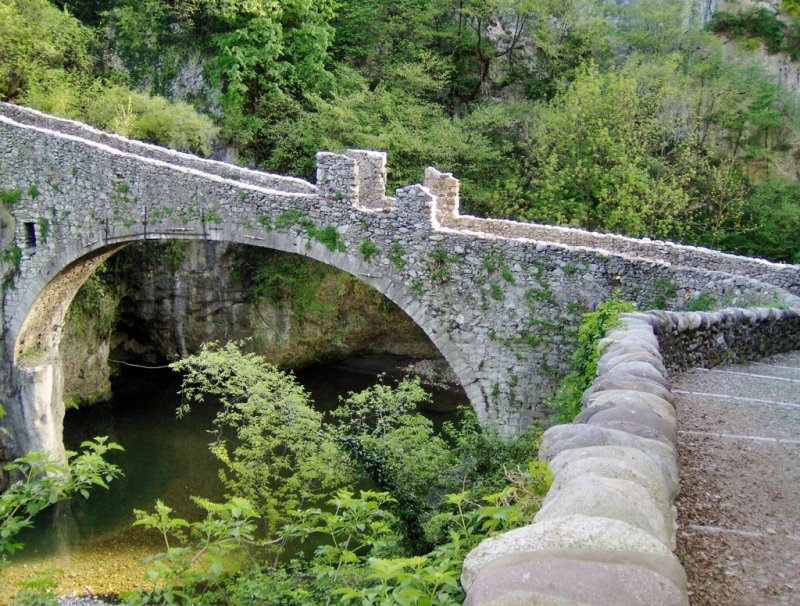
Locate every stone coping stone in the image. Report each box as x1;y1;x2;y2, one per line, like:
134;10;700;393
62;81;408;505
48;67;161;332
601;362;669;387
582;378;675;405
548;446;675;502
598;335;660;357
597;351;668;377
469;548;688;594
535;474;674;547
539;424;678;487
584;407;677;447
464;555;688;606
605;327;658;342
583;391;676;426
461;514;675;589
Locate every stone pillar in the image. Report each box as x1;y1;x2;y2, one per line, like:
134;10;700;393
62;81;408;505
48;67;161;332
424;167;460;224
346;150;390;209
315;152;359;204
11;360;67;462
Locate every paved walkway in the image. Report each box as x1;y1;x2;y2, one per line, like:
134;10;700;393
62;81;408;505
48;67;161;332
674;351;800;605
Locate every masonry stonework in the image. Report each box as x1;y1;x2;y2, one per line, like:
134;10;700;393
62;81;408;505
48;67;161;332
1;102;799;460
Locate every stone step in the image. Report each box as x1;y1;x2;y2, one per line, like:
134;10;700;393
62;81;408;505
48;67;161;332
676;350;800;606
676;391;800;440
673;368;800;405
678;434;800;535
769;350;800;370
720;360;800;381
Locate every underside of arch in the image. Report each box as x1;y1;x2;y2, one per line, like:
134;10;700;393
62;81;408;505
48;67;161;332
13;245;127;364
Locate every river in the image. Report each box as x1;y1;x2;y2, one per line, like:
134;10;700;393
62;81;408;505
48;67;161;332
1;357;465;600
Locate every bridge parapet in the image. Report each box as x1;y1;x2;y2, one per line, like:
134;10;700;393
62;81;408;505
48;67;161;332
0;102;316;195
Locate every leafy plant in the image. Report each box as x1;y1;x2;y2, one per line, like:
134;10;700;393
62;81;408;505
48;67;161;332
0;435;123;560
687;292;715;311
547;295;636;421
204;206;222;225
359;238;379;262
10;568;59;606
708;9;789;54
123;497;261;606
0;189;21;207
170;342;352;534
36;218;49;242
331;377;454;550
389;242;406;269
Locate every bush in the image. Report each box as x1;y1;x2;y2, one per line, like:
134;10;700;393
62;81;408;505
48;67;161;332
84;86;218;155
709;9;787;54
547;296;636;421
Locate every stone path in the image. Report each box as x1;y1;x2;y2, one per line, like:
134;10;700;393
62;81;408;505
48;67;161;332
674;351;800;605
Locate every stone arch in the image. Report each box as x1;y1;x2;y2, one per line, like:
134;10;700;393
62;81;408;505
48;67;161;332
7;229;474;460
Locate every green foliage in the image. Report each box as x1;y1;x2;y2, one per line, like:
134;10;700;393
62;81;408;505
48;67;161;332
494;62;698;239
9;568;59;606
687;292;715;311
0;189;21;207
783;0;800;17
0;0;93;102
3;245;22;274
427;246;457;284
389;242;406;270
1;437;123;560
272;211;346;252
647;278;678;310
309;225;346;253
36;217;49;242
547;295;636;421
284;489;399;576
332;377;454;550
170;341;352;534
715;178;800;263
26;185;38;200
709;9;793;55
127;343;553;604
204;206;222;225
0;0;217;154
84;86;218;155
64;269;118;340
359;238;379;263
123;497;260;605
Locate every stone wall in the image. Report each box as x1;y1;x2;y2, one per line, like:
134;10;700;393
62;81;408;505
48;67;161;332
1;102;799;458
461;305;800;605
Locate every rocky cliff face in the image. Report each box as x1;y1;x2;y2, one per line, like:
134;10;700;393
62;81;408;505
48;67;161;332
59;241;440;405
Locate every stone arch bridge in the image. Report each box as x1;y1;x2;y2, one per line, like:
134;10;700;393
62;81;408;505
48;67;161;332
1;102;799;460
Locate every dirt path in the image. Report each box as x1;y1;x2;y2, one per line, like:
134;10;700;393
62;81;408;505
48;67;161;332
674;351;800;605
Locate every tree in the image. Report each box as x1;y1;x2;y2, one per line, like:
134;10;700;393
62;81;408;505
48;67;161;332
500;63;698;239
170;341;353;535
332;377;456;549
